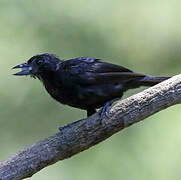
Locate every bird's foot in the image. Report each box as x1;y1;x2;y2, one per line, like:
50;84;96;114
59;125;68;133
99;101;112;120
99;98;119;120
59;122;74;133
59;119;82;133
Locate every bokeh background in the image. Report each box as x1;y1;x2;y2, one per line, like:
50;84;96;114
1;0;181;179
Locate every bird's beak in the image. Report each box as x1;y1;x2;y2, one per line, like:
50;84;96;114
12;62;32;76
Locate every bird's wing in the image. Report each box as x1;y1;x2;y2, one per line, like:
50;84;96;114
61;57;145;85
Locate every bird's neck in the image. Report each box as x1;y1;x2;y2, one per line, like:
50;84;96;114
38;71;61;88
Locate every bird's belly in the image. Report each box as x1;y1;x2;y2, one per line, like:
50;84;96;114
45;83;124;110
46;87;73;105
73;84;124;109
45;85;85;108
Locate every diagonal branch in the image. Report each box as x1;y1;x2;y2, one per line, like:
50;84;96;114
0;74;181;180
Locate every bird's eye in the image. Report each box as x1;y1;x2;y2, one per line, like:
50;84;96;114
36;60;44;65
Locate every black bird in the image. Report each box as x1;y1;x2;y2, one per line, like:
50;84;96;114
12;53;171;118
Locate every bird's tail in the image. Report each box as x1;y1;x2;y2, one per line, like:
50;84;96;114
138;75;171;86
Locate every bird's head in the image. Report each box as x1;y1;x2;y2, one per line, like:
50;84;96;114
12;53;61;78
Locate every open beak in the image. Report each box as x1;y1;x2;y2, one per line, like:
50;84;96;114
12;62;32;76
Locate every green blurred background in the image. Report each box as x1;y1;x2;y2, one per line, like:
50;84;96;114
1;0;181;179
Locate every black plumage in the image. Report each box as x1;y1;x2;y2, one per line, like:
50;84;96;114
13;53;171;117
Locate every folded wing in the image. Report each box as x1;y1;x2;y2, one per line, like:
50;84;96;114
62;58;146;85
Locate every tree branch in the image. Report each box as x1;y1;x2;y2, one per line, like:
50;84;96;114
1;74;181;180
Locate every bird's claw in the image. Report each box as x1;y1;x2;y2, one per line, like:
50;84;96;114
59;119;82;133
99;98;119;120
59;123;73;133
99;101;112;120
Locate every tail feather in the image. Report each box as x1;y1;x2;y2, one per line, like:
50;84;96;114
139;75;171;86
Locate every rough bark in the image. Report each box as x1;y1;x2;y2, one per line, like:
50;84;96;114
0;74;181;180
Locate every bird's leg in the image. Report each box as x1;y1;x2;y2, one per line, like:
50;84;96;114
99;98;119;120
